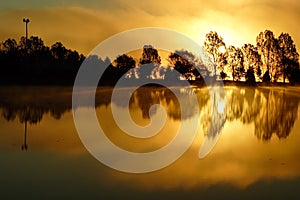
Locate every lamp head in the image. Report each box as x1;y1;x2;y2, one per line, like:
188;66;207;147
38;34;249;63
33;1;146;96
23;18;30;23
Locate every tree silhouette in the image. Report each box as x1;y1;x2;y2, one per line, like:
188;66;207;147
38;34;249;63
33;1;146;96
262;70;271;82
0;28;300;85
51;42;67;61
216;50;228;79
203;31;226;77
167;50;203;81
98;54;136;86
1;38;18;52
245;68;256;85
278;33;300;83
242;44;262;81
115;54;136;77
138;45;161;79
227;46;245;81
0;36;85;85
220;71;227;80
256;30;282;82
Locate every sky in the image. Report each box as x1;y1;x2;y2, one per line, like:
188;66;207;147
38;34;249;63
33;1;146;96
0;0;300;55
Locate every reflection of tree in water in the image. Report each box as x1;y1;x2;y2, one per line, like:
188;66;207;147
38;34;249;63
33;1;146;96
0;100;70;151
1;104;69;124
1;86;299;142
1;105;45;151
195;87;227;139
116;86;205;121
226;87;300;141
0;87;74;124
254;89;299;140
130;87;162;119
19;106;43;124
109;86;300;141
0;86;114;124
207;88;226;138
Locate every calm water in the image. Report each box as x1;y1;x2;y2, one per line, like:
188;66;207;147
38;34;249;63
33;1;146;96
1;86;300;199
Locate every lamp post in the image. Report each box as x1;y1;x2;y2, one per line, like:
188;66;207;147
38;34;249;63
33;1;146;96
22;18;30;40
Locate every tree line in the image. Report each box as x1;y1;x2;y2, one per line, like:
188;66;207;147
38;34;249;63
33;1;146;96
98;29;300;85
0;36;85;84
204;30;300;84
1;29;299;85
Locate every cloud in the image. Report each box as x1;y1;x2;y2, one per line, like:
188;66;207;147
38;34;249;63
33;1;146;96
0;7;122;54
0;0;299;55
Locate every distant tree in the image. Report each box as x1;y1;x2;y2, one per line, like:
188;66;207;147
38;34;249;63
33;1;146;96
167;50;202;80
216;50;228;79
220;71;227;80
203;31;226;76
65;50;81;65
114;54;136;80
1;38;18;53
286;62;300;84
16;36;53;80
256;66;262;81
256;30;273;73
138;45;161;79
0;36;85;84
256;30;282;82
0;38;20;81
18;36;51;68
139;45;161;65
245;68;256;85
227;46;245;81
262;70;271;82
115;54;135;72
278;33;300;83
242;44;262;82
0;38;19;67
51;42;84;79
168;51;193;80
51;42;67;61
97;56;123;85
271;42;283;82
21;36;46;53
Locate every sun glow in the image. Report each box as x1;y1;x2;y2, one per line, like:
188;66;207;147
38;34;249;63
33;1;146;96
219;46;226;53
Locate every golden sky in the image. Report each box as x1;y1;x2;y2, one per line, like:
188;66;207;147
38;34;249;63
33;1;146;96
0;0;300;55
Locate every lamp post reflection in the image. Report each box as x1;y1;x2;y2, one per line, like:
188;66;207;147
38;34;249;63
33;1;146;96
21;120;28;151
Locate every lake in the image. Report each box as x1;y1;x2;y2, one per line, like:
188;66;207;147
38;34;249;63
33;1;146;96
1;86;300;199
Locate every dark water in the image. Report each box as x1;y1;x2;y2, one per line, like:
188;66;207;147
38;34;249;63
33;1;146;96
1;86;300;199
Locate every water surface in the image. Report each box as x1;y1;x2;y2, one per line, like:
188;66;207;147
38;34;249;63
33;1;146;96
1;86;300;199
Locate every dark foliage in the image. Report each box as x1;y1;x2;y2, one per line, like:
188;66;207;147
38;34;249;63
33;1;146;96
1;28;300;85
245;68;256;85
262;71;271;82
0;36;85;85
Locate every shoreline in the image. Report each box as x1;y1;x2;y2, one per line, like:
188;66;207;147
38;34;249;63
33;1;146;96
0;80;299;88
